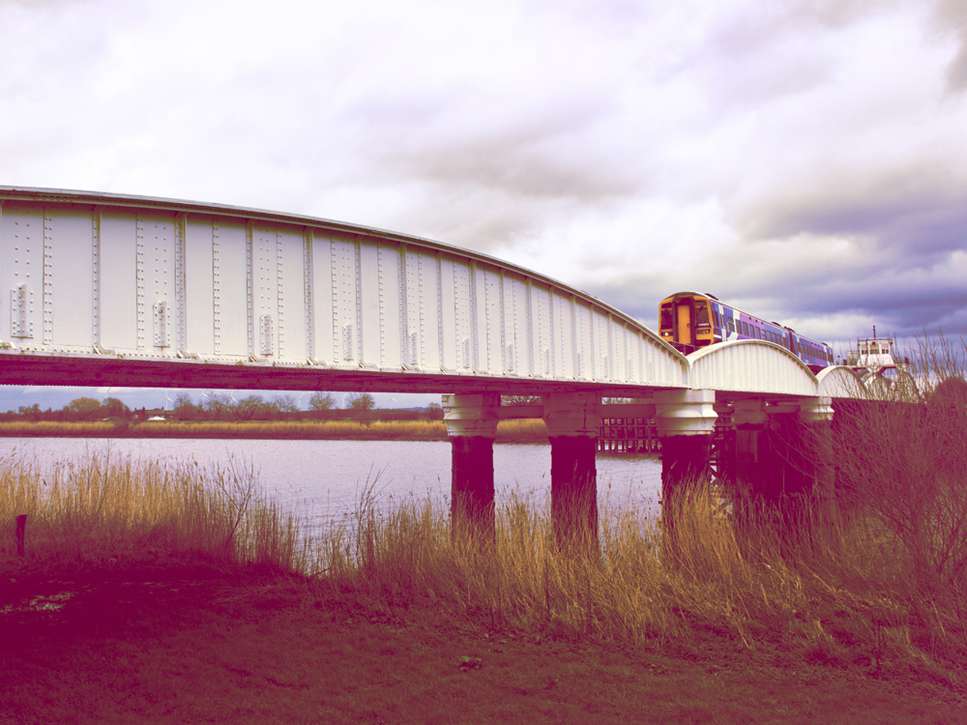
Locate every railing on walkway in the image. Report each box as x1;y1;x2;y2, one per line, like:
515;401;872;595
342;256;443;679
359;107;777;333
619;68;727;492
597;412;734;456
597;416;660;454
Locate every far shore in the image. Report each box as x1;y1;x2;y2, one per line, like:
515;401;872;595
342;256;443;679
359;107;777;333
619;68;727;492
0;418;550;443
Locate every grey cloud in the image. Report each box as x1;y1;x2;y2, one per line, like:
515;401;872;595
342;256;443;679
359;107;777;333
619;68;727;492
729;148;967;273
331;88;646;249
362;95;636;203
936;0;967;91
710;0;898;57
687;2;905;111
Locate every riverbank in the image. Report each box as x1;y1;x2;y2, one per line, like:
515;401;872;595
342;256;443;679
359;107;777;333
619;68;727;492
0;419;548;442
2;556;964;723
3;447;965;721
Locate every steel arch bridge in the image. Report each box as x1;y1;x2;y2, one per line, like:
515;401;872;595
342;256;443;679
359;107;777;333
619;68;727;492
0;187;859;402
2;186;874;541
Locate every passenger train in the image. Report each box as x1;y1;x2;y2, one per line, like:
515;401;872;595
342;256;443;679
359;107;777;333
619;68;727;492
658;292;833;370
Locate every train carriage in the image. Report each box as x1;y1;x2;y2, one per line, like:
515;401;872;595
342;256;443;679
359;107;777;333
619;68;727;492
658;292;833;370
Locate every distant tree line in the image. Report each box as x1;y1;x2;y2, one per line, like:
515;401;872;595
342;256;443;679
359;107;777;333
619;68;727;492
0;393;445;423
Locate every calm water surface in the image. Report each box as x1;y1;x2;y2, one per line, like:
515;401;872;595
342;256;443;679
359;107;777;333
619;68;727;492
1;438;662;531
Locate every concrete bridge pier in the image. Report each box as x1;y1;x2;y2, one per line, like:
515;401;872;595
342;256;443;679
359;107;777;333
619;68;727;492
655;390;718;523
725;396;835;519
543;393;601;548
798;396;835;502
723;398;769;519
442;393;499;539
730;399;768;493
759;401;803;504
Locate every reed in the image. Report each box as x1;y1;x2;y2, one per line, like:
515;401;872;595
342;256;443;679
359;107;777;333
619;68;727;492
139;420;448;440
0;421;116;435
0;418;551;442
1;450;963;680
0;452;309;571
315;484;964;680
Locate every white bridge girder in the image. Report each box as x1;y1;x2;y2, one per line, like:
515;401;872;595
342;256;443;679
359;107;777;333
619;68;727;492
0;187;687;393
1;188;868;402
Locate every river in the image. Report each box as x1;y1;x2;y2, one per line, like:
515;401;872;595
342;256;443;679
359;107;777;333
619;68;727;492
1;437;663;533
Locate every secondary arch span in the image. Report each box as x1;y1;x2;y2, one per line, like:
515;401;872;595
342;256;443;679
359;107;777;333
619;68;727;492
686;339;818;397
816;366;864;399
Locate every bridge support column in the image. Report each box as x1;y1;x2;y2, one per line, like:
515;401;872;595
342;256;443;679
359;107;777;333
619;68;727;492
730;397;834;521
726;399;768;520
442;393;499;539
543;393;601;549
799;396;835;502
758;401;803;505
732;399;768;492
656;390;717;526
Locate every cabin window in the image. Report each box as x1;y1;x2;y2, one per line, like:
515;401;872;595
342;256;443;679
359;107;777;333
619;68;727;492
660;305;673;330
695;301;710;326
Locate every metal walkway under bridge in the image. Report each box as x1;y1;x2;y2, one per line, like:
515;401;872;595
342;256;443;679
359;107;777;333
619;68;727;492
0;187;868;540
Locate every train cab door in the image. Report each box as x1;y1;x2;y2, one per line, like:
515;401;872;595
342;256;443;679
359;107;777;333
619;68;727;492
676;301;693;348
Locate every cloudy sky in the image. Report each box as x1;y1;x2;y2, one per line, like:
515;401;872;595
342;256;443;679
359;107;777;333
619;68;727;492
2;0;965;408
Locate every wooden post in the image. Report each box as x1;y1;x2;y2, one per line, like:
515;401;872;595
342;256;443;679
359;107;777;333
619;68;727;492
15;514;27;557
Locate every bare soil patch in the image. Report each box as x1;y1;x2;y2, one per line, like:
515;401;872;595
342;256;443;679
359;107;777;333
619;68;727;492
1;559;963;724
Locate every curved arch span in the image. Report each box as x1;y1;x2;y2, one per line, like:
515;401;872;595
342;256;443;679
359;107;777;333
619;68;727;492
0;186;687;392
686;339;818;397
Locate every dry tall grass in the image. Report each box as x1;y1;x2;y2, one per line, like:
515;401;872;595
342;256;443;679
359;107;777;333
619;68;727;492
0;418;549;442
829;336;967;610
0;453;308;571
0;421;116;436
312;482;964;681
